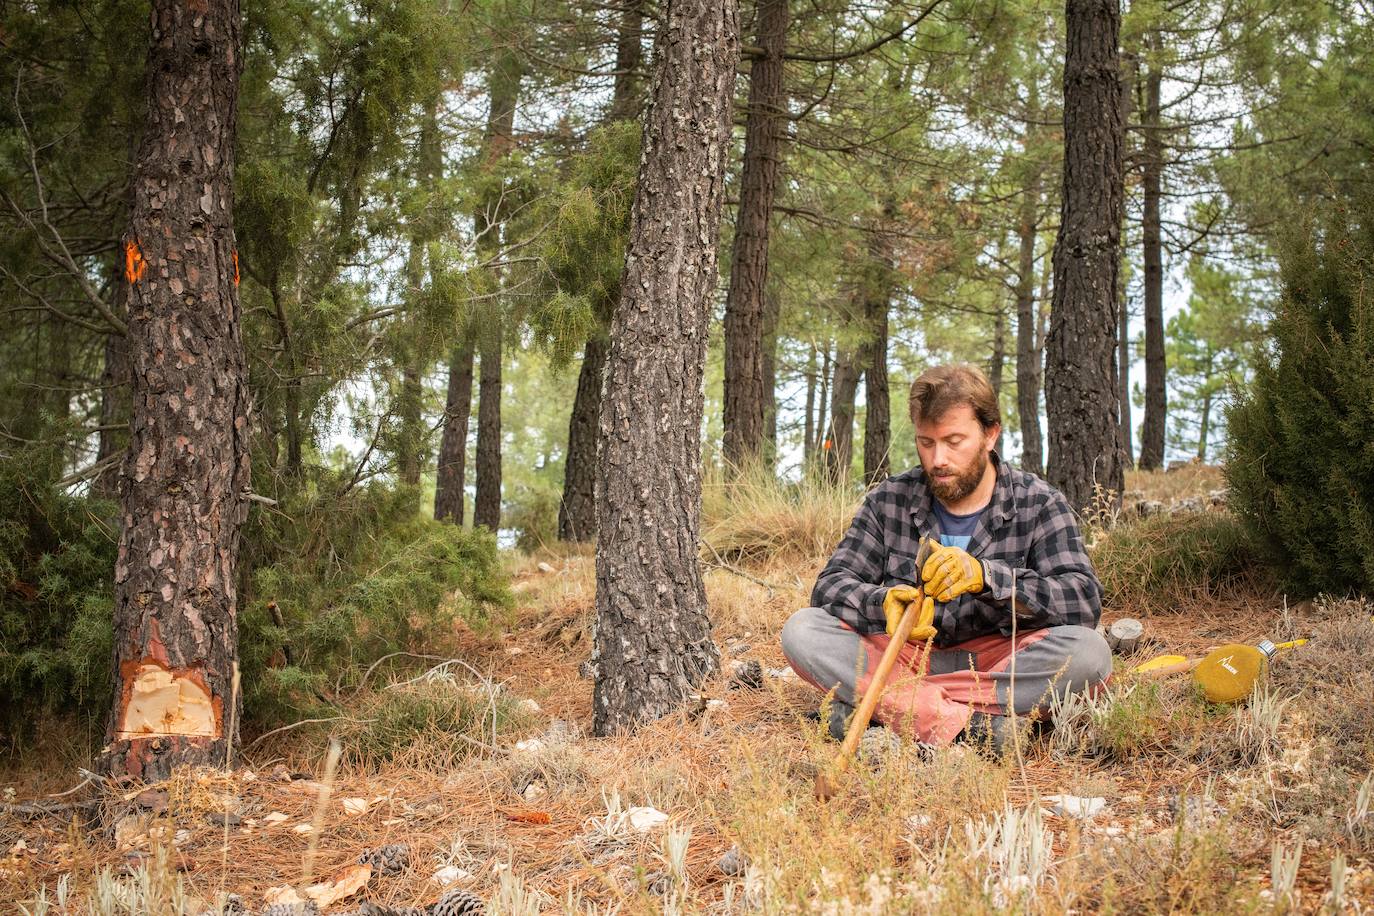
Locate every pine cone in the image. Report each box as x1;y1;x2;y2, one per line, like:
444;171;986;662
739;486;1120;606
357;842;411;876
432;887;486;916
259;903;320;916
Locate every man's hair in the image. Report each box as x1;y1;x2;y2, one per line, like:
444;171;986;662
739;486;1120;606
908;364;1001;431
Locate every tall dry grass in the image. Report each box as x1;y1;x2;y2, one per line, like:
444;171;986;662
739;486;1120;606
701;464;860;564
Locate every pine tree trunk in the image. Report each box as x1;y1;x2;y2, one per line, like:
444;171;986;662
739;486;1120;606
434;335;474;523
1137;37;1166;470
815;342;831;461
557;9;646;542
398;98;442;489
469;53;521;532
826;346;859;485
990;305;1007;456
397;242;425;487
861;220;893;486
1045;0;1126;513
802;343;816;467
1015;164;1044;476
722;0;789;467
473;320;502;530
1197;387;1212;462
558;334;607;541
104;0;248;781
1118;270;1133;464
593;0;738;735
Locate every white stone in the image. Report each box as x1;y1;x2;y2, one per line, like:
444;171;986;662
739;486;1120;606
1044;794;1107;819
432;865;472;886
514;738;546;754
626;806;670;831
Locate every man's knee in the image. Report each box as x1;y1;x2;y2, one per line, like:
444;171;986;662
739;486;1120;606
1055;625;1113;689
780;606;832;669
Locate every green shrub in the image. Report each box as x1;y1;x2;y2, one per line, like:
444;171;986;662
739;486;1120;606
1226;190;1374;597
0;446;117;750
239;474;512;724
1091;511;1270;612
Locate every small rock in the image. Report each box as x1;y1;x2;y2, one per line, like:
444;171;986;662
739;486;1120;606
536;561;555;574
765;666;797;680
717;846;746;876
706;698;728;711
1106;619;1143;654
518;698;542;715
522;781;547;802
730;660;764;690
431;864;473;886
626;806;669;831
1045;794;1107;819
514;738;546;754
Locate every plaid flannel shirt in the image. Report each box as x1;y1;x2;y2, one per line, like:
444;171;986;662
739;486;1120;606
811;454;1102;646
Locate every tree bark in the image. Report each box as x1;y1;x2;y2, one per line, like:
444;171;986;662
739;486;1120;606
721;0;789;468
1137;33;1166;470
593;0;738;735
826;345;859;485
1015;165;1044;476
1045;0;1126;513
762;287;781;458
557;7;646;542
434;334;474;523
469;52;521;532
1118;269;1133;464
104;0;249;781
861;218;893;486
557;333;608;541
802;340;816;468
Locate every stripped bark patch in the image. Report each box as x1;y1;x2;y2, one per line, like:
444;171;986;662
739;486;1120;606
116;662;217;739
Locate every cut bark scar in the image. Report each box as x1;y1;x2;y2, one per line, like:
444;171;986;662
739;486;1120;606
117;663;217;739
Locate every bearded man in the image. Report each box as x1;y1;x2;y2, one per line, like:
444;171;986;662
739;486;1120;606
781;364;1111;755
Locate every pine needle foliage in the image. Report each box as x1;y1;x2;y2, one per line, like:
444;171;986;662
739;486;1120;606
1226;191;1374;597
0;445;117;750
239;473;512;724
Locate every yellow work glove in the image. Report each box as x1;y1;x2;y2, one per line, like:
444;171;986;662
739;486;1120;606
921;544;985;603
883;586;937;643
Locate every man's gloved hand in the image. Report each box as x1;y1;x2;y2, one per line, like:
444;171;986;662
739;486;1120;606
922;544;985;602
883;586;936;643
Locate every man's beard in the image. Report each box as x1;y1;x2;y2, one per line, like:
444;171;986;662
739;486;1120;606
927;451;988;504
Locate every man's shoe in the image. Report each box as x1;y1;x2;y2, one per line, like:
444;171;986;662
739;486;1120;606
959;711;1013;758
825;699;856;741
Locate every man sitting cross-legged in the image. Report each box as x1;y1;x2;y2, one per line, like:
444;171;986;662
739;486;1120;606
781;364;1112;756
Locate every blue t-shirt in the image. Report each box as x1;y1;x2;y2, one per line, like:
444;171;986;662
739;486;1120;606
932;500;986;551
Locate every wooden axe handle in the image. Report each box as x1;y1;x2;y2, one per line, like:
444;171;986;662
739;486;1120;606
815;538;934;801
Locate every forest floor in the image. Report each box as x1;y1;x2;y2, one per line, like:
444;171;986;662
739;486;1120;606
3;466;1374;914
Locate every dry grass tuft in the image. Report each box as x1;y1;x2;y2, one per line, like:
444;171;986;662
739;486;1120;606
701;466;858;564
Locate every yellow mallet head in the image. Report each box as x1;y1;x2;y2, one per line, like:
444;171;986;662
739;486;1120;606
1192;640;1277;704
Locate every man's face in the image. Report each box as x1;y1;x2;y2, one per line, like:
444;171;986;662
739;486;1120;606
914;404;1000;504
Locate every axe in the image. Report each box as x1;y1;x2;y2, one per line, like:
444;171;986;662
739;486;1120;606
815;537;936;802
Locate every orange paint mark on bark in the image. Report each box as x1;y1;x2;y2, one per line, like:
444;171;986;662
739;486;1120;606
124;240;147;283
232;249;240;286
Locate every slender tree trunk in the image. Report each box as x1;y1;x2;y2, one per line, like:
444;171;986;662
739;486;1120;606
104;0;248;781
1015;167;1044;476
826;346;859;485
990;304;1007;455
722;0;789;467
469;52;520;531
1197;388;1212;461
397;242;425;487
1137;34;1166;470
593;0;738;735
762;287;780;458
803;341;816;467
1045;0;1126;512
861;217;893;486
558;7;645;542
558;333;608;541
1118;270;1133;464
434;334;474;523
815;342;831;460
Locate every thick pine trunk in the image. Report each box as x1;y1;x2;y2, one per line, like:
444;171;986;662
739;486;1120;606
1045;0;1126;512
722;0;789;467
557;334;607;541
557;9;645;542
1137;38;1166;470
434;335;474;523
104;0;248;781
473;320;502;530
593;0;738;735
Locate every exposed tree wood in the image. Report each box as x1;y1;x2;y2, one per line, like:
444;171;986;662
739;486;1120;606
103;0;249;781
1045;0;1126;513
593;0;739;735
722;0;789;467
826;344;859;485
